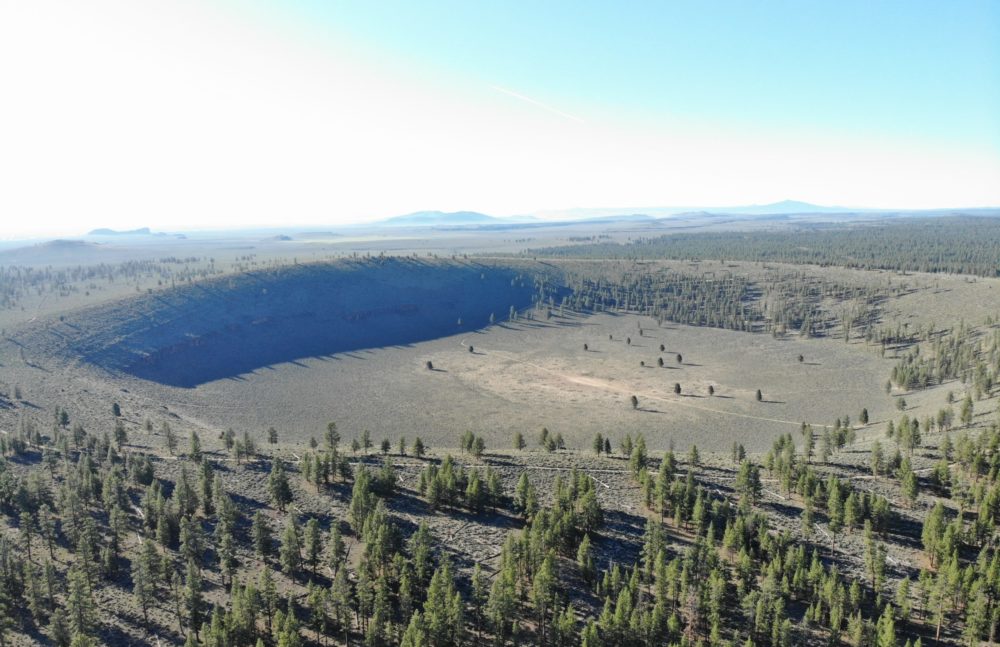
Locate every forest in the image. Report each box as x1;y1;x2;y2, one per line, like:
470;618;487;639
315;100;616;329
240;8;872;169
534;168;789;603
529;217;1000;277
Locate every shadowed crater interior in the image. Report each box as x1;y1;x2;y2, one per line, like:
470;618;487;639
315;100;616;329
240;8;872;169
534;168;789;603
31;258;554;387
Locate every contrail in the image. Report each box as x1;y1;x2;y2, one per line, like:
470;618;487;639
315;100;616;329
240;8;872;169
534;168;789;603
490;85;585;124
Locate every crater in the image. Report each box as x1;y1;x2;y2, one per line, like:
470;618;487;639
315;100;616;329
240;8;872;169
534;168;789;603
25;258;556;387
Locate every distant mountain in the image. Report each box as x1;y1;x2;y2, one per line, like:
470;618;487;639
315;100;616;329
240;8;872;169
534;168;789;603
534;201;858;221
585;213;655;223
711;200;851;215
87;227;153;236
378;211;499;227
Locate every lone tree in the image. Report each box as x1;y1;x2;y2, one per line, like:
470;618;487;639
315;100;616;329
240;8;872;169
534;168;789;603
468;345;474;353
630;395;639;410
798;354;804;363
583;343;588;351
756;389;763;402
267;427;278;444
268;458;293;511
659;344;665;352
626;337;631;345
861;408;870;425
708;385;715;396
426;360;434;370
112;402;121;417
676;354;683;364
325;422;340;451
514;432;526;451
657;357;664;367
674;383;681;395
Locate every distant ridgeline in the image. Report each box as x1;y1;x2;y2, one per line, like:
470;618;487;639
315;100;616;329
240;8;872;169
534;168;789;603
530;216;1000;277
24;258;561;387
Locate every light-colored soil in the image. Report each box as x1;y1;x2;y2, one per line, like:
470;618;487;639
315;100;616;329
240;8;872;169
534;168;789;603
4;312;907;454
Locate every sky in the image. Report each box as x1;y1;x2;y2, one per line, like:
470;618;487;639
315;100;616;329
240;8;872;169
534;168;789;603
1;0;998;237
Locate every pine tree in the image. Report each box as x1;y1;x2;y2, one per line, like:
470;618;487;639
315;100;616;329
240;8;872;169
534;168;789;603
514;432;526;451
325;422;340;452
252;511;274;558
164;422;177;455
189;431;202;463
532;554;556;643
280;516;303;575
49;608;72;647
67;565;95;638
303;517;322;577
132;539;158;626
876;605;897;647
268;458;293;511
401;610;428;647
184;559;204;639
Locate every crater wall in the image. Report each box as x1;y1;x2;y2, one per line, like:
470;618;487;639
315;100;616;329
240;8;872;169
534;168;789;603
25;258;551;387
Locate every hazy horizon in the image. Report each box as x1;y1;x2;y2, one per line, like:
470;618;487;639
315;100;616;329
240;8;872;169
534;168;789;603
1;1;998;238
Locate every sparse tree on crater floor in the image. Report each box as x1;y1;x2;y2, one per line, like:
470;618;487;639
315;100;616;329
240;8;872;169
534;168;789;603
325;422;340;451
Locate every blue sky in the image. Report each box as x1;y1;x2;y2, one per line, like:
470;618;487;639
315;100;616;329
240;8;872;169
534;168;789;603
291;0;1000;148
0;0;998;236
